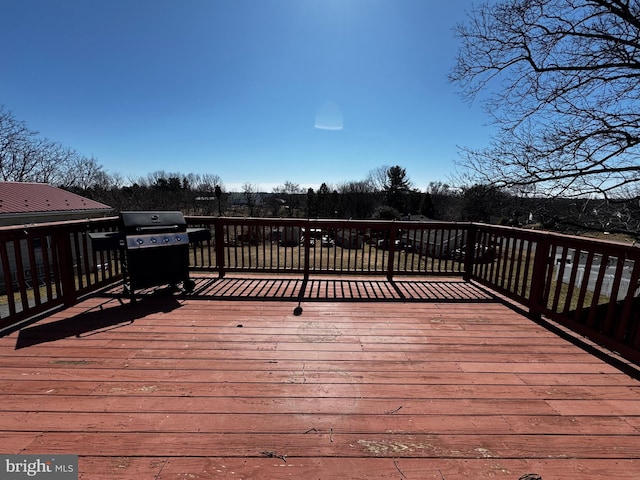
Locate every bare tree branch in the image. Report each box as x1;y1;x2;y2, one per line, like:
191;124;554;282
451;0;640;205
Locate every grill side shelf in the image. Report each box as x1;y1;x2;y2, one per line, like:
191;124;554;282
88;232;122;251
186;228;211;243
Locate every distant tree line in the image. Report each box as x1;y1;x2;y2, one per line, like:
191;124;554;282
1;104;638;240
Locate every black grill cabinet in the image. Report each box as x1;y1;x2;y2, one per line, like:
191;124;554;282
120;210;190;292
89;211;210;301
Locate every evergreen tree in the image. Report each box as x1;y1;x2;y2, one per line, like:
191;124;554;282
383;166;412;213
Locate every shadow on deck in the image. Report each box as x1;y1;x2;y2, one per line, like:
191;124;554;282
108;275;499;303
14;276;496;350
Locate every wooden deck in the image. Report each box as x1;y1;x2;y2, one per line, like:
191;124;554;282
1;276;640;479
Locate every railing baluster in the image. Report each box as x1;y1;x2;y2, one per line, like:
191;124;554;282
496;233;507;289
586;253;609;330
511;237;524;296
505;234;517;293
521;239;534;299
550;244;566;312
0;240;17;317
574;251;595;324
13;236;30;312
26;235;42;306
602;255;627;335
41;235;55;301
562;248;582;314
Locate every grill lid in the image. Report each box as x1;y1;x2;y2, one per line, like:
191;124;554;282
119;211;187;233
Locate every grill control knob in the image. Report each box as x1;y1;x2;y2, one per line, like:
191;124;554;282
176;235;182;242
163;236;170;243
136;238;144;245
150;237;157;244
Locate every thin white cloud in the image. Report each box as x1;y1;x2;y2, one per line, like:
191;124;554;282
315;101;343;130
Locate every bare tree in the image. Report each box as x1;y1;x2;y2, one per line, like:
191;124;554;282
367;165;391;192
242;182;260;216
273;181;304;217
0;105;109;188
188;173;224;194
0;106;41;181
55;153;106;189
451;0;640;203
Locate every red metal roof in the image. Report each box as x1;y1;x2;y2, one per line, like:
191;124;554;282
0;182;112;214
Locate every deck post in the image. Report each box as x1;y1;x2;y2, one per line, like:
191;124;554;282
57;231;78;307
616;258;640;343
463;223;477;282
302;219;311;280
529;234;551;320
214;219;226;278
386;225;397;281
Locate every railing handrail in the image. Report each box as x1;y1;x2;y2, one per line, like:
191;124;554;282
470;222;638;253
0;216;119;234
187;215;470;228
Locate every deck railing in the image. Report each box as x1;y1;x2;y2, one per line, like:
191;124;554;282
0;217;122;328
468;224;640;363
185;217;468;278
1;216;639;364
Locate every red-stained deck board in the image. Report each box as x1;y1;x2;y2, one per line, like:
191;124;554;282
19;431;640;459
4;411;639;436
0;277;639;479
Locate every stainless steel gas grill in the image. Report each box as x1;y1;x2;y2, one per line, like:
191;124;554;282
89;211;210;301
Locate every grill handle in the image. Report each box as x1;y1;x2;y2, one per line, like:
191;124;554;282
135;225;180;232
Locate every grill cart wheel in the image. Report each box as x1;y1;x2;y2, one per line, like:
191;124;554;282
183;279;196;293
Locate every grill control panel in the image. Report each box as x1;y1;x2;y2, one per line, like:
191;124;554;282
125;232;189;249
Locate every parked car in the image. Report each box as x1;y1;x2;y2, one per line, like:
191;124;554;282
451;243;496;263
397;240;418;253
321;235;335;247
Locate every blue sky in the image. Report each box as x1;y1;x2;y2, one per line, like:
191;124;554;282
0;0;494;191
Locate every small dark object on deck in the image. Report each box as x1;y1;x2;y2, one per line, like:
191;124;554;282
293;303;303;316
237;324;243;328
260;451;287;463
519;475;542;480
